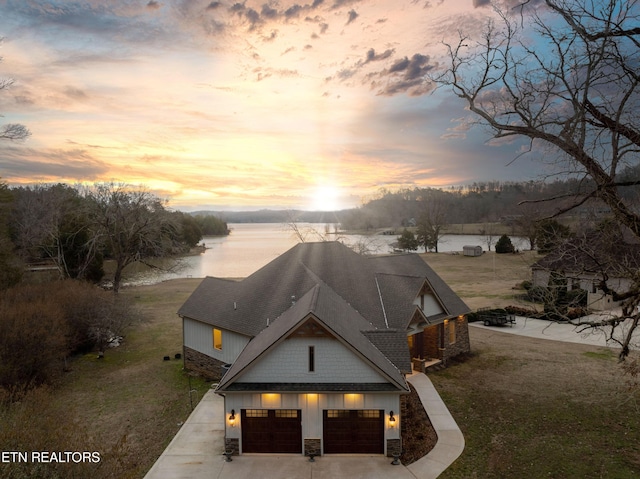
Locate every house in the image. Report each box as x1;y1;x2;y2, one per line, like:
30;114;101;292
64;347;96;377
178;241;470;457
531;231;640;310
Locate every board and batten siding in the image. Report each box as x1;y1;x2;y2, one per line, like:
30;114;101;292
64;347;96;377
413;293;444;317
239;336;388;383
223;392;401;453
183;317;250;364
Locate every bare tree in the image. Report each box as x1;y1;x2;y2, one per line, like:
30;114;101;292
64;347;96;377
435;0;640;358
12;185;101;281
282;210;344;243
0;180;21;289
85;183;179;293
416;190;448;253
479;221;497;251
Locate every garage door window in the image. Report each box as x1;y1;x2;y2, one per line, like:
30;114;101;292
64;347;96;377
358;410;380;418
245;409;268;417
275;409;298;418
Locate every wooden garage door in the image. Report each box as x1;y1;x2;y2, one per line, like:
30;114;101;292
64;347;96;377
323;409;384;454
241;409;302;453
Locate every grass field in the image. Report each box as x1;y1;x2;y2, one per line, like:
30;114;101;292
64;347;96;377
421;249;539;310
432;328;639;478
1;250;638;478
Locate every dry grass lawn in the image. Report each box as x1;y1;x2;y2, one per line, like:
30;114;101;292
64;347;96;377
432;328;639;478
421;250;538;310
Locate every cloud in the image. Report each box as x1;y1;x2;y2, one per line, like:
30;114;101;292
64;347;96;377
206;2;222;10
285;5;304;18
146;1;161;10
331;0;362;8
261;4;278;20
254;67;300;82
1;146;110;182
376;53;436;96
473;0;491;7
63;86;89;101
346;9;359;25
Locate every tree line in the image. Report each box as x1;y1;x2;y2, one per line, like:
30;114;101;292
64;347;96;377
0;180;230;399
0;181;228;293
338;175;639;233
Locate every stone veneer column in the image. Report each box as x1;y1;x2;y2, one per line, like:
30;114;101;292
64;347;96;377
304;439;321;457
224;438;239;455
386;438;402;457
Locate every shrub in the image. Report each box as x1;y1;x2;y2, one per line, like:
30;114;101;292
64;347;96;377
0;295;69;398
564;288;588;307
0;281;141;398
527;285;550;303
495;234;515;254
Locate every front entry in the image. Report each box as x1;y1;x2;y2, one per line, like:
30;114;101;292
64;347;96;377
241;409;302;453
408;331;425;359
323;409;384;454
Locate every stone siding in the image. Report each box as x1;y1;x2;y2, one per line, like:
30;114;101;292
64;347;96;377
224;438;239;455
386;438;402;457
440;317;470;364
422;318;471;365
184;346;227;381
304;439;321;457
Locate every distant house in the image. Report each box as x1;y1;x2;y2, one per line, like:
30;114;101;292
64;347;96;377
531;231;640;310
178;242;470;457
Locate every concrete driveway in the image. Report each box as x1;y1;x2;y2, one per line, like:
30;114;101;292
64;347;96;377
143;390;421;479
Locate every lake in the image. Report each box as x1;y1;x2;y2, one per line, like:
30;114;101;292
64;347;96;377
119;223;527;286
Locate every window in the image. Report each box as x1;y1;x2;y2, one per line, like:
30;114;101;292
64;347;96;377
308;346;315;372
327;410;349;418
213;328;222;350
447;320;456;344
358;410;381;418
245;409;268;418
275;409;298;418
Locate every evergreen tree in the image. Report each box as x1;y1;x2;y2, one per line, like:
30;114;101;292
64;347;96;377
495;234;515;254
397;228;419;251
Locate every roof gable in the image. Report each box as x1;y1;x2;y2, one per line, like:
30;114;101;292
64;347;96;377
216;282;409;392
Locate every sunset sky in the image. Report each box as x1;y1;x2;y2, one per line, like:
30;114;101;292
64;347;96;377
0;0;551;211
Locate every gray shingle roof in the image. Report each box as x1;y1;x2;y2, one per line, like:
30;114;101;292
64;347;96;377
179;242;470;389
179;242;469;334
216;282;410;392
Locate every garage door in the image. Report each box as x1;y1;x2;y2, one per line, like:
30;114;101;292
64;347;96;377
323;409;384;454
241;409;302;453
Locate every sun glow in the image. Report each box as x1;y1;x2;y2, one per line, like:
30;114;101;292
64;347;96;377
309;184;344;212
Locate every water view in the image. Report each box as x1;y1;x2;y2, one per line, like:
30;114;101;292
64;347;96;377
120;223;527;287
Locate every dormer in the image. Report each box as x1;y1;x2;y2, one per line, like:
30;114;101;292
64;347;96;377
413;281;446;317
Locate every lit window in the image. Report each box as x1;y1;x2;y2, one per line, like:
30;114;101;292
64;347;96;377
245;409;268;418
448;320;456;344
213;328;222;350
275;409;298;418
